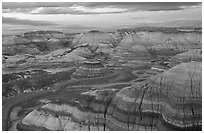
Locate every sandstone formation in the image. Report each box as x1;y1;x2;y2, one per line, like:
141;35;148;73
168;49;202;67
71;60;113;80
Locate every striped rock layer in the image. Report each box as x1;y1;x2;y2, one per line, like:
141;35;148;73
19;89;117;131
168;49;202;67
116;32;201;57
19;62;201;131
128;32;201;50
110;62;202;130
71;60;113;80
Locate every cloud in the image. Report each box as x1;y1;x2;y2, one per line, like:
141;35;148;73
2;17;57;26
2;2;201;15
2;2;75;9
56;24;97;29
30;6;126;15
130;17;149;20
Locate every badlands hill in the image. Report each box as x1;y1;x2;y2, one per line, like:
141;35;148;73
110;30;201;70
116;31;201;56
71;60;113;80
2;27;202;131
72;30;118;54
2;28;202;57
112;33;152;68
110;62;202;130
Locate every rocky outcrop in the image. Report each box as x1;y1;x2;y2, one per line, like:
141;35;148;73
168;49;202;67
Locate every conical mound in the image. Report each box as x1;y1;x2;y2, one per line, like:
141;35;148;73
118;33;148;50
116;33;151;58
107;62;201;130
71;60;113;79
112;34;152;67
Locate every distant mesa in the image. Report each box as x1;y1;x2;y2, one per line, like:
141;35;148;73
2;30;66;45
2;30;71;55
23;30;66;40
71;59;113;80
23;30;63;36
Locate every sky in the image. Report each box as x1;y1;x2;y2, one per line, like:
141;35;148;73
2;2;202;34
